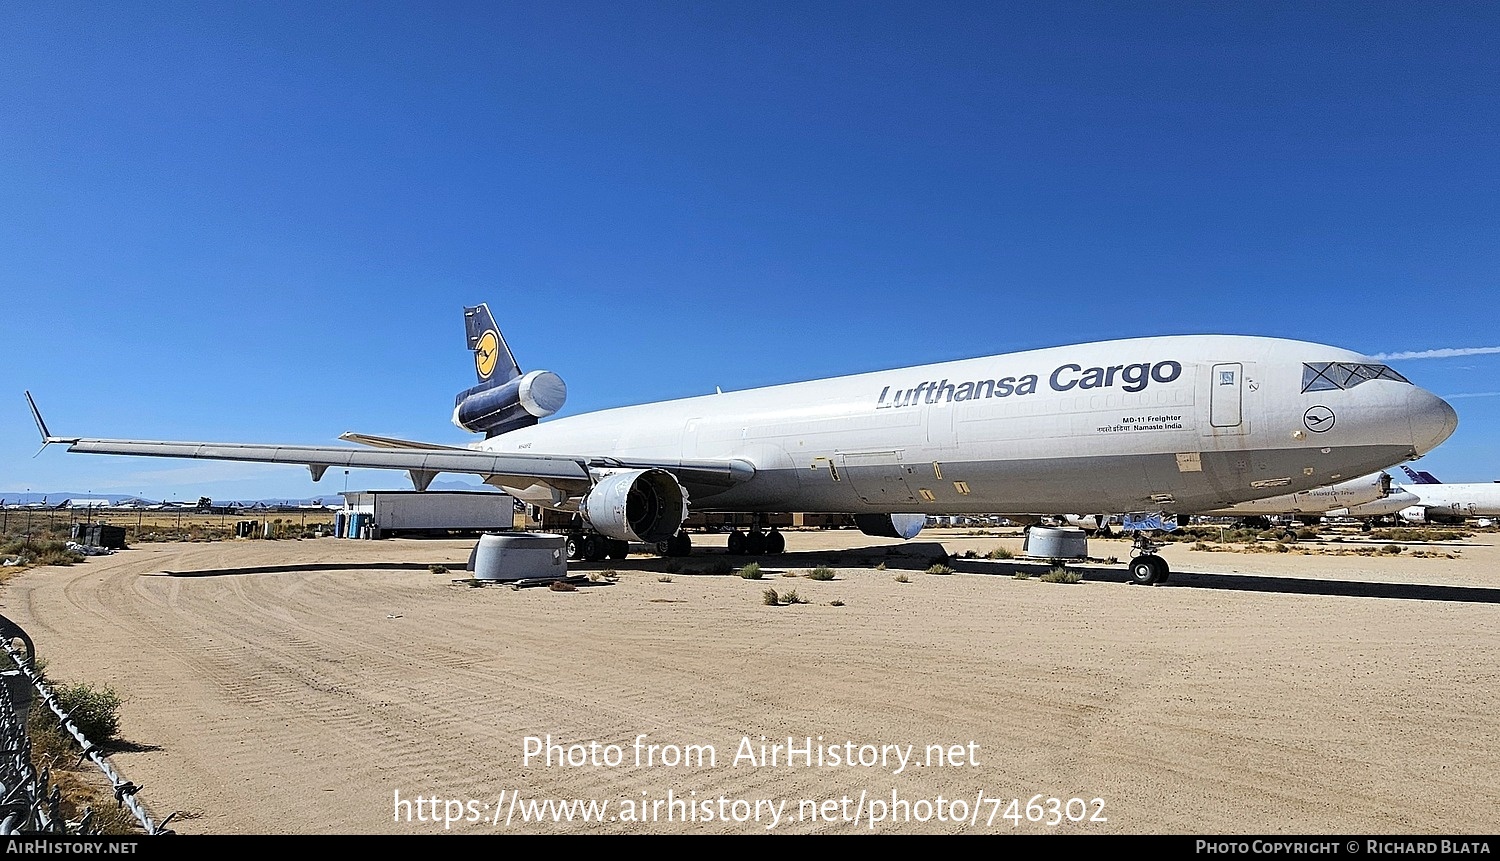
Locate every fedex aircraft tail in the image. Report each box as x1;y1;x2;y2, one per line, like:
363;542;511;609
451;303;567;437
1400;465;1442;484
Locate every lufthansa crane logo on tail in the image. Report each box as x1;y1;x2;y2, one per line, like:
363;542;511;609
474;329;500;380
1303;405;1335;433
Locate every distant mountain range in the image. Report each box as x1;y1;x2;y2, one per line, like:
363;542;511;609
0;480;504;507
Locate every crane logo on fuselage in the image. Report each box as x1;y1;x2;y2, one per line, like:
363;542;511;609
876;360;1183;409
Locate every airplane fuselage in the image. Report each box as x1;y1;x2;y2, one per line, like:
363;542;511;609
478;335;1456;517
1202;471;1391;517
1396;482;1500;522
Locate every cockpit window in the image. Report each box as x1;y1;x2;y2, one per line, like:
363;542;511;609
1302;362;1411;393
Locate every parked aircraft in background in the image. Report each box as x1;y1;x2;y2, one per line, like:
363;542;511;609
1392;480;1500;525
1326;486;1424;523
1400;465;1443;485
27;303;1458;586
1198;471;1396;525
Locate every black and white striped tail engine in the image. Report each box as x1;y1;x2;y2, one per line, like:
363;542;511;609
580;468;688;543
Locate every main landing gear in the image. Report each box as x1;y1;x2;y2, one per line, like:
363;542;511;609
1127;532;1170;586
725;525;785;556
654;516;787;558
565;533;630;562
654;531;693;558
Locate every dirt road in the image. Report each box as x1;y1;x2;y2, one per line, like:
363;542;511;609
3;530;1496;834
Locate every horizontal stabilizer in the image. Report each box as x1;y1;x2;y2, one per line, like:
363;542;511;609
338;432;471;451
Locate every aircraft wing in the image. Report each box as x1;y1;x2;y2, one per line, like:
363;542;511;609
27;392;752;497
55;437;595;493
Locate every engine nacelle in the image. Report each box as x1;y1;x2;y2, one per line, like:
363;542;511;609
453;369;567;436
581;468;688;543
1400;505;1431;523
1400;505;1463;525
854;513;925;540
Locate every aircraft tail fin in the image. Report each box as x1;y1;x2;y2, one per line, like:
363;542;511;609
463;303;523;389
1400;465;1442;484
452;303;567;438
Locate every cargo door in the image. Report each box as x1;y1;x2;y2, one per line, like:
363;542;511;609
1210;363;1243;429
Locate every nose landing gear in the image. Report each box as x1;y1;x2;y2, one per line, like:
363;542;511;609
1127;531;1170;585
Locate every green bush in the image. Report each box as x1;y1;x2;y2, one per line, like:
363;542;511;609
1040;566;1080;584
806;566;836;581
738;563;763;579
926;563;954;575
54;682;123;745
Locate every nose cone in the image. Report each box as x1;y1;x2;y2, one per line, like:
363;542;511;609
1409;387;1458;455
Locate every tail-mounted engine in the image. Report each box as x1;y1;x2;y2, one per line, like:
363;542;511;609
581;468;688;544
452;369;567;437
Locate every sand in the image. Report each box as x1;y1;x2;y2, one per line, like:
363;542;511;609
2;528;1496;835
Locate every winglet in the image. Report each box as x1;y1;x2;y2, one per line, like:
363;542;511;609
24;391;79;456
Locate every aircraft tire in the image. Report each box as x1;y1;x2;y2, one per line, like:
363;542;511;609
567;535;584;561
745;530;767;555
608;539;629;560
671;531;692;557
766;530;785;554
580;535;608;562
727;530;745;554
1129;555;1168;586
1151;555;1170;584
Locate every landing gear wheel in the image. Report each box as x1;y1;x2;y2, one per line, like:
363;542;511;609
1129;555;1169;585
607;539;629;560
766;529;785;555
1150;555;1169;584
670;531;692;557
567;535;584;561
727;530;746;555
583;535;609;562
745;529;767;556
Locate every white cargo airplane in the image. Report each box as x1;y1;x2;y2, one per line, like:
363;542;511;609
1328;486;1424;522
26;304;1458;586
1201;471;1396;522
1393;481;1500;524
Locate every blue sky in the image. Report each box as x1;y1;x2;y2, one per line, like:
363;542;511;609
2;2;1497;502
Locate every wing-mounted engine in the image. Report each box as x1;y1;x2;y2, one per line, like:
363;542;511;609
452;369;567;437
581;468;688;543
854;513;925;540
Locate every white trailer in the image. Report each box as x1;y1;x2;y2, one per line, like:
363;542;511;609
340;491;514;539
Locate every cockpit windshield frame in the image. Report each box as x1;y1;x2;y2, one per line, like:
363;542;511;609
1302;362;1411;393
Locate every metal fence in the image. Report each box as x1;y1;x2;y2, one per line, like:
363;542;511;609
0;614;170;835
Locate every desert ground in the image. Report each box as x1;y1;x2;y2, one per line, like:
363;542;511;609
2;526;1496;835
